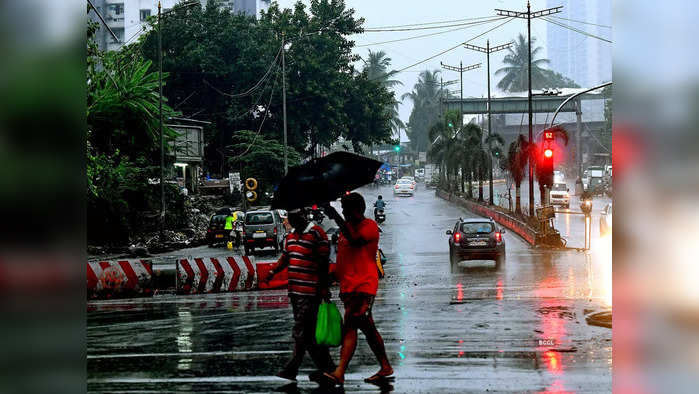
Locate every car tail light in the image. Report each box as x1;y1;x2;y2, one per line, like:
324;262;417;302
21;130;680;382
494;232;502;243
454;232;461;242
312;204;318;210
410;185;414;189
273;227;277;235
395;185;399;189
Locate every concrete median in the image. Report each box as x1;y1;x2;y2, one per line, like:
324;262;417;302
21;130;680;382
436;189;538;245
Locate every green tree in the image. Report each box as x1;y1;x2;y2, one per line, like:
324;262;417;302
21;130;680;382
496;34;580;92
227;130;302;203
363;50;405;136
505;134;530;214
403;69;443;152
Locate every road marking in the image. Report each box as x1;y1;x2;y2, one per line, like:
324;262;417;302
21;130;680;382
87;350;292;360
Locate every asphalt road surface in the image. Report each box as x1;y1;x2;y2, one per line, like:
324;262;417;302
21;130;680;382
87;185;612;393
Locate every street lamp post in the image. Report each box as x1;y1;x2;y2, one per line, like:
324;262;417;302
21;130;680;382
158;1;164;237
282;33;288;175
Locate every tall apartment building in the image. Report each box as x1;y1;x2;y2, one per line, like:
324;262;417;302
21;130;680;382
546;0;612;88
90;0;270;52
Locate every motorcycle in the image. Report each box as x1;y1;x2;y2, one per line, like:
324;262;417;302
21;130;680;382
375;208;386;224
231;221;244;247
580;191;593;215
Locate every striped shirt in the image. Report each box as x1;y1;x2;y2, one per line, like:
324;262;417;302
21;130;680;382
272;222;330;297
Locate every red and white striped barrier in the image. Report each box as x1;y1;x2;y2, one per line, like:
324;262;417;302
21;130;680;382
176;256;257;294
87;260;153;299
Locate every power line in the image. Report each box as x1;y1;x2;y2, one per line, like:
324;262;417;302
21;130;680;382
356;17;507;48
542;17;612;43
204;45;283;98
363;15;501;30
385;17;515;77
230;66;281;160
549;15;611;29
363;17;506;32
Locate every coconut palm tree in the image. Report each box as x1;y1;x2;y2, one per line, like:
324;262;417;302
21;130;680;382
362;50;405;137
495;34;550;92
505;134;530;214
403;69;443;152
428;110;462;190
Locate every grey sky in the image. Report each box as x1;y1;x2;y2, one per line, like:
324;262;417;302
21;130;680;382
273;1;575;132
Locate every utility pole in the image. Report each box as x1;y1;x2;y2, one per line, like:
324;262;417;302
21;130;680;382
440;62;481;127
158;1;164;237
281;33;288;175
496;2;562;216
463;40;513;205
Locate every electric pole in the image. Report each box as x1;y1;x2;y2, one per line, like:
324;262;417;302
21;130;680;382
464;40;513;206
158;1;164;237
496;2;562;216
440;62;481;127
281;33;288;175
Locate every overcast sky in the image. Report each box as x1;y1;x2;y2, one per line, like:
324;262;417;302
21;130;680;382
274;0;563;133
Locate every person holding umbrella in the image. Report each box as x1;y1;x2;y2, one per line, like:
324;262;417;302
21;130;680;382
320;193;394;386
260;209;335;383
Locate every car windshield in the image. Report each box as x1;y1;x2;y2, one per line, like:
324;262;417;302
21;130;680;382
552;183;567;191
245;212;274;225
461;222;494;234
211;214;228;224
397;180;411;184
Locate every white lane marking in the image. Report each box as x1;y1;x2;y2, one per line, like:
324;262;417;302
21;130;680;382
88;372;366;384
87;350;292;360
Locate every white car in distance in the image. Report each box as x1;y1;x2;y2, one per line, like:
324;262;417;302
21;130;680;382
394;179;415;196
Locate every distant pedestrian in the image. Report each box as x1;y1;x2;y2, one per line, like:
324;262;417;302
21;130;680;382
321;193;393;386
261;208;335;382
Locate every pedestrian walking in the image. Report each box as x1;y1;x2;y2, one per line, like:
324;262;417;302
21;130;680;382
321;193;393;386
260;209;335;382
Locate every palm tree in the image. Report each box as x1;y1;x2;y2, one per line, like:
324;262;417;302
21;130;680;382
403;69;443;152
505;135;530;214
363;50;405;138
428;110;462;190
495;34;550;92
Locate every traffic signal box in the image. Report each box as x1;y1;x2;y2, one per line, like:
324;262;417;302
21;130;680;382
540;130;555;188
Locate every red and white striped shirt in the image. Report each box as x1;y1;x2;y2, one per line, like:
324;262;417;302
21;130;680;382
272;223;330;297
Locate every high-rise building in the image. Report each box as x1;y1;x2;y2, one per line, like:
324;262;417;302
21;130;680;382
89;0;270;52
546;0;612;88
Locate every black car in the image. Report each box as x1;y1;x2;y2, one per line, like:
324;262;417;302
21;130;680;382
446;218;506;270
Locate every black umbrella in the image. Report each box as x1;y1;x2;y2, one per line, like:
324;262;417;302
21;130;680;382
271;151;382;210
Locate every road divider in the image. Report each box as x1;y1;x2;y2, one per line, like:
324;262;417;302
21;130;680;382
87;260;153;299
437;189;538;245
176;256;257;294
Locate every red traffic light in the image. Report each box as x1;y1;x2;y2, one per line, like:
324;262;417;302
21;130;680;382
544;148;553;158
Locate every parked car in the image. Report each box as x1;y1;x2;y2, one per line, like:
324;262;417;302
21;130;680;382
243;209;286;255
600;203;612;235
394;179;415;196
446;218;506;270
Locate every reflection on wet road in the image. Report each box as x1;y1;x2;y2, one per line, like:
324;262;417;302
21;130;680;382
87;186;611;392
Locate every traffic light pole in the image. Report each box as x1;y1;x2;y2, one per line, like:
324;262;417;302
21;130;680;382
496;2;562;216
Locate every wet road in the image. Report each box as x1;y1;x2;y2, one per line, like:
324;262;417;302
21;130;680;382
87;186;611;393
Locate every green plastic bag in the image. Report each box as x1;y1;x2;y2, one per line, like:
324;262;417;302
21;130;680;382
315;301;342;347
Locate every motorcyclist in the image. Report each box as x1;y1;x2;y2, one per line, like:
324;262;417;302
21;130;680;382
373;195;386;218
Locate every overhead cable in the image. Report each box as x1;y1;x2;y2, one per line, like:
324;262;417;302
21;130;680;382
356;17;506;47
542;17;612;43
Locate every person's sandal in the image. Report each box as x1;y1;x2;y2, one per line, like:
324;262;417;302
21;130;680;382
364;372;394;384
321;372;343;386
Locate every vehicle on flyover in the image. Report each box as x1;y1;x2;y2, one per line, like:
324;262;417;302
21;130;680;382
446;218;506;271
393;178;415;196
